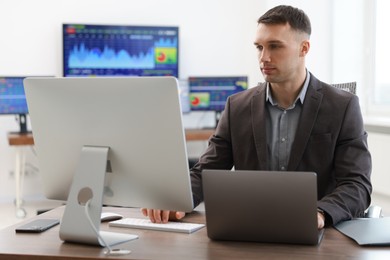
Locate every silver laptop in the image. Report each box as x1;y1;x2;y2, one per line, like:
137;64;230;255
202;170;324;245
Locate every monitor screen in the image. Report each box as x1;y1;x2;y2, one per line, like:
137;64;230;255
0;76;28;115
189;76;248;112
24;76;193;211
63;24;179;77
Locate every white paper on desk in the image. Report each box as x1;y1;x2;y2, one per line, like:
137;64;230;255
334;217;390;245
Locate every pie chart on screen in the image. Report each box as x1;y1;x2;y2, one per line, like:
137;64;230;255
189;93;210;109
157;52;166;62
191;96;200;106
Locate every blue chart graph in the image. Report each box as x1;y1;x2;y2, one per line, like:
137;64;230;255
63;24;179;77
68;37;177;69
68;44;155;69
154;37;177;48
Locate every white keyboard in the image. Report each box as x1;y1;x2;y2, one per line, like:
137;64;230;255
109;217;205;234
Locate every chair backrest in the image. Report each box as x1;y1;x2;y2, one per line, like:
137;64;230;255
331;82;356;94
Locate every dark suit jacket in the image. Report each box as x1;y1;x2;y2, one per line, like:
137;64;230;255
190;73;372;225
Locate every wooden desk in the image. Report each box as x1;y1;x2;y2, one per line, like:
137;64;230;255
185;129;214;141
7;132;34;146
0;206;389;260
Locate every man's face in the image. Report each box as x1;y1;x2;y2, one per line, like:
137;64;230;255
253;23;309;84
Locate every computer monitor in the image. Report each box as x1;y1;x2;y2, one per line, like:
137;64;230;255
24;76;193;247
189;76;248;125
189;76;248;112
0;76;39;133
63;24;179;78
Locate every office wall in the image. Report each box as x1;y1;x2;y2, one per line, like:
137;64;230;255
0;0;263;79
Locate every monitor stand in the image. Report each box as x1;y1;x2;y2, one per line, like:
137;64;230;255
59;146;138;247
10;114;31;135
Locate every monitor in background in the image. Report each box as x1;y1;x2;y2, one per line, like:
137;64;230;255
24;76;193;247
63;24;179;78
0;76;34;133
189;76;248;126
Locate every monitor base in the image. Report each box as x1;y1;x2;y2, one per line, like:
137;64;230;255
59;146;138;247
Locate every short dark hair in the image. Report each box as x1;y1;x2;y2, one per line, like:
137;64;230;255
257;5;311;36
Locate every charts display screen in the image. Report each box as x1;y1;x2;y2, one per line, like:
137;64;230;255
189;76;248;112
0;77;28;114
63;24;179;77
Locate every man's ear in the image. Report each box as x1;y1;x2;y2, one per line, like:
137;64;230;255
300;40;310;57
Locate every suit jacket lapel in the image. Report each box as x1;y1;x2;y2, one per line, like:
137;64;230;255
251;84;268;169
288;81;323;170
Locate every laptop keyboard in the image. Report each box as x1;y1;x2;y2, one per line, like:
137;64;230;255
108;217;205;234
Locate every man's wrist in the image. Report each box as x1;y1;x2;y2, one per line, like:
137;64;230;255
317;208;326;220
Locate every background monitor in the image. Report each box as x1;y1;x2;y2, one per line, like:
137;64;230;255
0;76;40;133
189;76;248;112
24;76;193;212
0;77;28;115
63;24;179;78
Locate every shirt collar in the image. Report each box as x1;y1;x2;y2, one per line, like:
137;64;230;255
266;70;310;106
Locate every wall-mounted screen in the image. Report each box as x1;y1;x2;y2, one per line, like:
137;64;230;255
189;76;248;112
63;24;179;77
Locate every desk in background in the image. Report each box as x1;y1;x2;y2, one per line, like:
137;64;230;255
7;129;213;145
6;129;214;218
0;206;389;259
8;129;215;145
185;128;214;141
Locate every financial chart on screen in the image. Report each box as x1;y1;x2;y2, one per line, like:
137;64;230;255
189;76;248;112
63;24;179;77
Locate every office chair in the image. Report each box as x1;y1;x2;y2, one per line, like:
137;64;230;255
331;82;357;94
331;81;384;218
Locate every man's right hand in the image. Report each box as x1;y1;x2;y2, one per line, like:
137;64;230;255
141;208;186;223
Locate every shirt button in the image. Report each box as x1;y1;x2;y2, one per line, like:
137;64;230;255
281;166;286;170
281;138;286;142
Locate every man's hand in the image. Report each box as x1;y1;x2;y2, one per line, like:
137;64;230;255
141;208;186;223
317;211;325;229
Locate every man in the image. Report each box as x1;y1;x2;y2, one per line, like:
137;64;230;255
142;5;372;229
